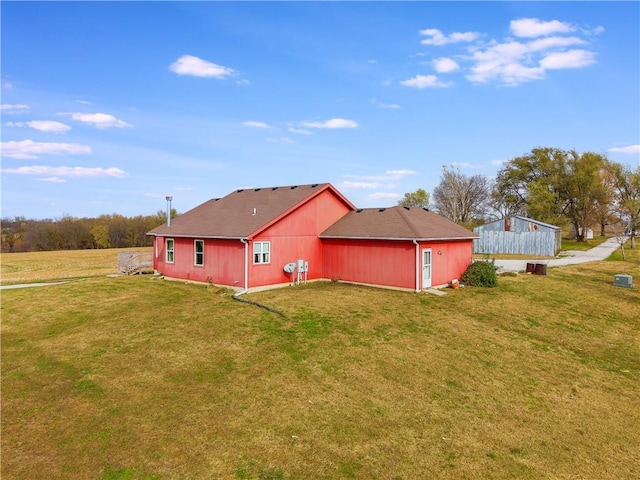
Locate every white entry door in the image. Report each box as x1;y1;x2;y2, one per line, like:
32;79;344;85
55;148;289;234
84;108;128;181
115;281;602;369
422;249;432;289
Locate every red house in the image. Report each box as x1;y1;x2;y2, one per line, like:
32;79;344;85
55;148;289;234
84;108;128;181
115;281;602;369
147;183;478;293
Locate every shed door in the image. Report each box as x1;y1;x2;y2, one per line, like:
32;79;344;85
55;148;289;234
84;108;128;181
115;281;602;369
422;249;432;289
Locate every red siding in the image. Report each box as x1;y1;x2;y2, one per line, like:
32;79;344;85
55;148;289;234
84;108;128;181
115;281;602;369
323;238;474;290
248;189;352;288
425;240;474;287
154;237;245;286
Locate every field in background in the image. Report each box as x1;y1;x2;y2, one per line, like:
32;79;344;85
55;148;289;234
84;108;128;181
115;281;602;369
0;247;152;285
1;247;639;479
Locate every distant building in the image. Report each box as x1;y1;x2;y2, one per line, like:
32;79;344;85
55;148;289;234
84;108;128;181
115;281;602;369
473;216;561;257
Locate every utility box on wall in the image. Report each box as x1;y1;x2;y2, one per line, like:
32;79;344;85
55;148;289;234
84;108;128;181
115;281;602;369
613;274;634;288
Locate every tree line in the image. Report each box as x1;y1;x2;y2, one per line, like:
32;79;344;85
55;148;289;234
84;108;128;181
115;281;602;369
1;210;176;253
398;147;640;247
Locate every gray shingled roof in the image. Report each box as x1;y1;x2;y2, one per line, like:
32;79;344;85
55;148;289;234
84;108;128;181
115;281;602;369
319;206;478;240
148;183;354;238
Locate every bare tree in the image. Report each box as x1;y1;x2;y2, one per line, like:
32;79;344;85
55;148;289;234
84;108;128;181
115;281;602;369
433;165;491;226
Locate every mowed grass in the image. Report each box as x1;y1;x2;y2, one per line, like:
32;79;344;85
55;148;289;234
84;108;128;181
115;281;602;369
0;247;152;285
1;249;639;479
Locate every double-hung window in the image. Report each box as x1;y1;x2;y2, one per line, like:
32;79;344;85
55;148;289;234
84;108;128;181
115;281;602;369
194;239;204;266
253;241;270;264
166;238;174;263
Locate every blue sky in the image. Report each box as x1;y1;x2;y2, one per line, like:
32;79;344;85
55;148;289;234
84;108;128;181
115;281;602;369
1;1;639;220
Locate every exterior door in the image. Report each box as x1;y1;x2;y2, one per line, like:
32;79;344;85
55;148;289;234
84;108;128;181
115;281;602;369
422;249;432;289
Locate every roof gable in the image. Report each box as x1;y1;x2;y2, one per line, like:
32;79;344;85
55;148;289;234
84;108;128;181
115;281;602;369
319;206;478;240
148;183;355;238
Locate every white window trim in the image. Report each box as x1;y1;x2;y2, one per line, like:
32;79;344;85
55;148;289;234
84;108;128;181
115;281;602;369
253;241;271;265
194;239;204;267
166;238;175;264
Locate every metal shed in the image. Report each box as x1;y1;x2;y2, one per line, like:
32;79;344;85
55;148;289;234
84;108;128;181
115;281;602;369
473;216;562;256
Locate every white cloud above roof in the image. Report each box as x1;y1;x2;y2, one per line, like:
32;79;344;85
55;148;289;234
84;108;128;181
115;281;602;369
6;120;71;133
510;18;575;38
433;57;460;73
66;112;132;129
170;54;236;78
400;74;451;89
1;139;91;159
2;165;127;178
420;28;480;46
1;103;29;113
608;145;640;154
243;121;270;128
539;49;596;69
301;118;358;129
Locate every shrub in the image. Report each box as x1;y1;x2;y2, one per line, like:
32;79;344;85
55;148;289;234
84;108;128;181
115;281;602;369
461;260;498;287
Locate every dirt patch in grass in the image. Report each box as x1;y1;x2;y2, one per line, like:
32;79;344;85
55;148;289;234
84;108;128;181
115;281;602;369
2;249;639;479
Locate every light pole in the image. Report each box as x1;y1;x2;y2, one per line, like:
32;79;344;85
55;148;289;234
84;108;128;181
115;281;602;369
166;196;173;227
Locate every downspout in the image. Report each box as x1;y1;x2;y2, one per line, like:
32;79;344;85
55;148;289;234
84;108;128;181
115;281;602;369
413;240;420;293
234;238;249;297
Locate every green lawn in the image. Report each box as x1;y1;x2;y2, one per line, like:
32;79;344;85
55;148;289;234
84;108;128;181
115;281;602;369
1;248;639;479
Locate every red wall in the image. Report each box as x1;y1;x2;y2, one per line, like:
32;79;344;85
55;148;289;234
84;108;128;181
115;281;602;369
153;237;245;286
322;238;474;290
249;189;352;287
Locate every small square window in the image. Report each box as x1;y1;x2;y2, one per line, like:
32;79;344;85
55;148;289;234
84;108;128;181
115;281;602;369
253;241;270;264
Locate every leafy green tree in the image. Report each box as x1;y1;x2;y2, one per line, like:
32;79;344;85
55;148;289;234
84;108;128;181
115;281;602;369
397;188;430;209
606;162;640;248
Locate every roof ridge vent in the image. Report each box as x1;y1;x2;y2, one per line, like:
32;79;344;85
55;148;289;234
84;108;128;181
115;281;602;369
379;208;386;212
254;188;261;192
356;208;363;213
403;206;410;210
422;207;429;211
237;189;244;193
291;185;298;189
272;187;279;190
311;183;318;187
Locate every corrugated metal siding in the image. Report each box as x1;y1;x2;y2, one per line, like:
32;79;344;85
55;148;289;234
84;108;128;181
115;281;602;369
473;231;558;256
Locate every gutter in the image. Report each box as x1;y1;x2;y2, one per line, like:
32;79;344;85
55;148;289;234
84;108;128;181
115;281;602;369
413;239;420;293
319;235;479;241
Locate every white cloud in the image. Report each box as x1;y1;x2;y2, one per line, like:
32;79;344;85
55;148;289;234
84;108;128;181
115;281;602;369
36;177;67;183
368;192;402;200
265;136;294;144
3;82;13;90
342;181;384;189
371;99;401;109
466;36;595;85
510;18;575;38
76;99;92;105
608;145;640;154
1;103;29;113
243;121;270;128
1;140;91;159
6;120;72;133
433;57;460;73
301;118;358;129
67;112;132;129
288;127;312;135
420;28;480;46
170;54;236;78
2;165;127;178
386;169;417;178
400;74;451;88
451;162;486;169
491;159;507;166
236;79;251;86
539;49;596;69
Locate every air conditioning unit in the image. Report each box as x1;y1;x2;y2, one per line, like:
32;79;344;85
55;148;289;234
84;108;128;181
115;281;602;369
613;274;634;288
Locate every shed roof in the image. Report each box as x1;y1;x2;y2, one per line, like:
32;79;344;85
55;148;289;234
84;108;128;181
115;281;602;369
319;206;478;241
148;183;355;239
475;215;561;232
